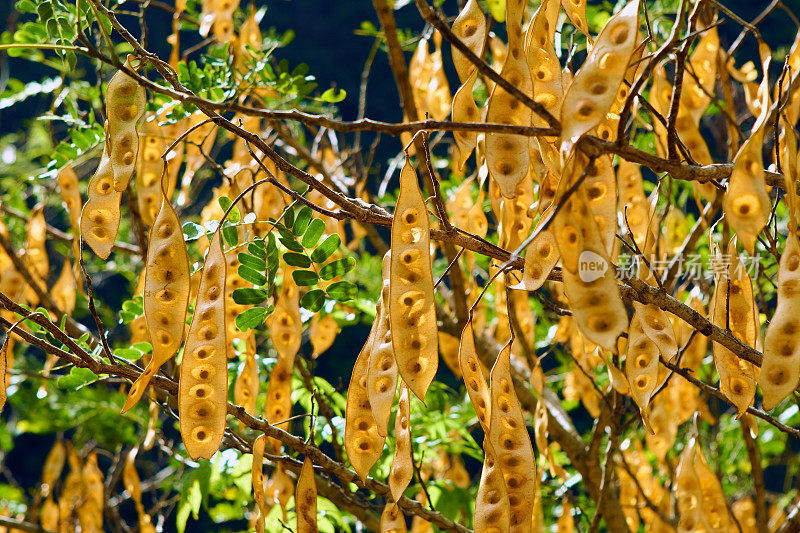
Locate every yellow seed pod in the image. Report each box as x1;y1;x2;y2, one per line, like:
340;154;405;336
451;0;486;83
633;300;678;360
683;25;719;125
368;252;398;437
234;350;259;417
309;314;338;358
560;0;640;154
40;496;59;531
212;0;240;43
511;216;558;292
526;0;563;123
252;434;267;533
123;448;143;512
485;50;532;199
264;355;294;453
381;503;407;533
389;382;413;503
626;312;658;431
438;332;462;378
58;164;82;234
59;446;84;532
474;437;511;533
693;442;730;532
498;173;535;251
675;439;704;532
52;260;77;315
123;178;190;413
533;394;560;477
26;205;48;283
451;71;481;171
78;452;104;533
561;0;591;40
731;498;757;532
143;398;159;451
136;117;168;226
295;456;318;533
458;320;491;432
107;56;146;192
761;233;800;409
344;317;385;483
582;156;617;255
40;440;66;497
427;32;452;121
178;231;228;460
488;342;536;532
644;396;676;462
270;273;303;359
390;159;438;401
710;247;757;417
617;160;652;250
265;463;293;522
81;136;122;259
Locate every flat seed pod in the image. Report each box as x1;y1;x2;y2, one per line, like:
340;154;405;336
452;70;481;170
683;25;719;125
582;156;617;255
561;0;591;40
265;463;293;521
344;317;385;482
123;178;190;414
234;350;259;417
40;497;58;530
40;440;65;497
485;50;532;199
511;212;558;292
633;300;678;361
560;0;640;155
252;434;267;533
438;332;462;377
626;312;658;431
107;56;146;192
295;456;318;533
381;503;407;533
488;343;536;532
451;0;486;83
78;452;104;533
58;164;82;235
390;159;438;401
309;315;338;358
458;320;491;432
618;160;652;249
52;260;77;315
178;231;228;460
81;140;122;259
389;382;413;503
368;252;398;437
270;274;302;359
474;439;510;533
675;440;704;532
527;0;563;123
693;442;730;532
136;117;168;226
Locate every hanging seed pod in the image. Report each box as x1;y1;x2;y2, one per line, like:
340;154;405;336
682;25;719;125
252;434;267;533
81;128;122;259
295;457;318;533
474;434;511;533
626;312;658;431
107;56;146;192
458;319;491;432
136;117;168;226
309;314;338;358
488;342;536;532
40;440;66;498
390;159;438;401
234;350;259;419
123;173;190;414
78;452;104;533
451;0;486;83
560;0;640;155
40;496;59;531
344;316;385;482
368;252;398;437
265;463;293;522
389;382;413;503
381;503;408;533
561;0;591;40
451;70;481;171
178;231;228;460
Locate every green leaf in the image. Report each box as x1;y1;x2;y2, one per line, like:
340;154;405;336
276;226;304;252
232;288;268;305
283;252;312;268
292;269;319;286
235;307;267;331
218;196;240;223
302;219;326;248
222;225;239;247
56;367;98;389
182;221;205;241
320;87;346;103
326;281;357;302
300;289;326;312
238;265;268;286
292;206;313;236
248;239;266;259
319;256;355;281
310;234;341;263
238;252;266;271
283;206;295;228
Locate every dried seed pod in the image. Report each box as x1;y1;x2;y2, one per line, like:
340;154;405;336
59;446;84;532
40;496;59;531
295;457;318;533
561;0;591;39
390;159;438;401
693;441;730;532
634;297;678;361
40;440;66;497
582;156;617;255
389;382;413;503
381;503;407;533
485;48;532;198
344;316;385;482
368;252;398;436
682;25;719;125
136;117;168;226
617;160;652;249
264;354;293;453
675;439;704;532
526;0;563;122
58;164;82;235
52;260;77;315
488;343;536;532
252;434;267;533
26;205;49;285
710;245;758;417
458;319;491;432
438;331;462;378
626;312;658;430
451;70;481;170
81;134;122;259
451;0;486;83
474;434;511;533
78;452;104;533
560;0;640;154
265;463;293;522
123;177;190;413
511;214;558;292
107;56;146;192
0;334;8;413
309;314;338;358
178;231;228;460
234;350;259;418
